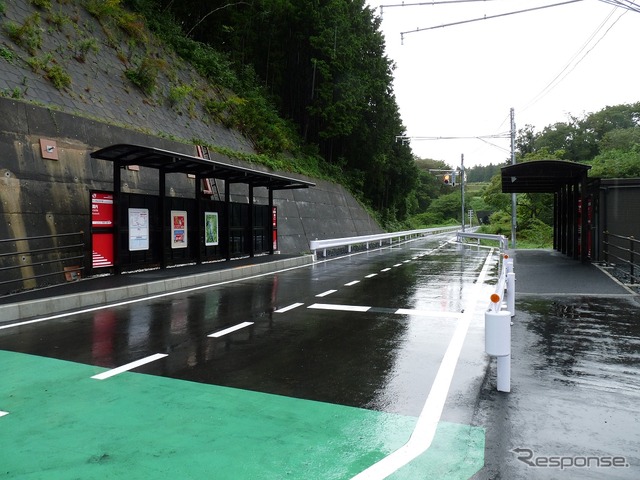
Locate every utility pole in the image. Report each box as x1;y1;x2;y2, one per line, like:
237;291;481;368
510;108;516;249
461;153;465;232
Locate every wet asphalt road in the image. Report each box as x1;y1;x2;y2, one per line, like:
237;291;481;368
1;238;639;479
0;237;492;419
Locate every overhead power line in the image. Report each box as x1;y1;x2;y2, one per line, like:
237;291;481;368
597;0;640;13
400;0;584;42
521;6;627;113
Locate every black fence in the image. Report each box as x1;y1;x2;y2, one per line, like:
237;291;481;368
602;231;639;284
0;231;85;295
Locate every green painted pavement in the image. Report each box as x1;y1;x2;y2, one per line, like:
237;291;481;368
0;350;484;479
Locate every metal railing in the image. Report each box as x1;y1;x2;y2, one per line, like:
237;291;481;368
456;231;509;252
309;225;460;258
0;231;85;291
602;231;639;284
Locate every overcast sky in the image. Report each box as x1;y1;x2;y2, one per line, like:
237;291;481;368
365;0;639;168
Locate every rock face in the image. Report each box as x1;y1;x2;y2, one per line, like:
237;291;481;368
0;2;382;293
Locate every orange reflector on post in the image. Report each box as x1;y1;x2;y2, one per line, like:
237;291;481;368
490;293;501;303
503;254;509;259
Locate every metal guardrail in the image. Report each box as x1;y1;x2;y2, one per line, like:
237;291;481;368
602;231;639;284
0;231;85;290
309;225;460;258
456;231;509;252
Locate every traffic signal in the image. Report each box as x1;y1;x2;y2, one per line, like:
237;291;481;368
443;174;451;185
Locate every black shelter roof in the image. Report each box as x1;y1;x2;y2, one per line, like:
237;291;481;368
501;160;591;194
90;144;315;190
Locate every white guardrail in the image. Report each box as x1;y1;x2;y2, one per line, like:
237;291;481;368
456;231;509;251
309;225;461;259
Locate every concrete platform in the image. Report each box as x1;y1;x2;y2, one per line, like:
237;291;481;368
0;254;314;324
511;249;634;296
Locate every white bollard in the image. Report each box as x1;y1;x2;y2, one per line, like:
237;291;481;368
506;272;516;318
505;257;514;274
497;355;511;393
485;309;511;393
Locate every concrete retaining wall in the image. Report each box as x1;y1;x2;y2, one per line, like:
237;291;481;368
0;0;382;293
0;98;382;291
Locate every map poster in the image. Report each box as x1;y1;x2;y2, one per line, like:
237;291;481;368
128;208;149;251
171;210;188;249
204;212;219;246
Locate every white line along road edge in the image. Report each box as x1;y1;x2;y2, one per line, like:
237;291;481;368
351;249;495;480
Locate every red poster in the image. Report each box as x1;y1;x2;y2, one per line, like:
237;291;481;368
272;206;278;251
92;192;113;227
92;232;114;267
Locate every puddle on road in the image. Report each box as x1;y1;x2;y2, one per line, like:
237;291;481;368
518;297;640;394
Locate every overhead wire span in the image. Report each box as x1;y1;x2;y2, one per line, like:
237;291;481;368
597;0;640;13
521;6;628;113
400;0;583;42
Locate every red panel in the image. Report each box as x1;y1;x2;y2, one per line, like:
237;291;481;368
91;192;113;227
92;232;114;268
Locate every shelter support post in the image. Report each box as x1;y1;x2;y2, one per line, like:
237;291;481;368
225;179;231;261
248;184;254;258
113;161;122;275
268;188;274;255
159;170;167;269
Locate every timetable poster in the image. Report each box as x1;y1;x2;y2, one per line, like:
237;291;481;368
128;208;149;251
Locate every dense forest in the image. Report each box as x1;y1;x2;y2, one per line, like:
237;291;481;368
121;1;638;238
126;0;417;227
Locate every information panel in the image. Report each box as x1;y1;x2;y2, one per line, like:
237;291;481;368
91;192;113;227
129;208;150;251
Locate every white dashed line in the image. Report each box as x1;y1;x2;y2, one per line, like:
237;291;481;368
380;268;391;272
306;304;462;319
344;280;360;286
316;290;337;297
308;303;371;312
208;321;254;338
274;302;304;313
91;353;168;380
393;263;402;267
0;411;8;418
365;274;378;278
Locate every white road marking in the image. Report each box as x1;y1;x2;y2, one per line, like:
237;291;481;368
394;308;462;319
208;321;254;338
403;260;411;263
307;304;462;319
380;268;391;272
365;274;378;278
393;263;402;267
344;280;360;286
275;302;304;313
308;303;371;312
351;250;495;480
91;353;168;380
0;411;8;418
316;290;337;297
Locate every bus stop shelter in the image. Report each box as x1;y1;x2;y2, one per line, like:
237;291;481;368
501;160;592;262
90;144;314;273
